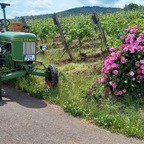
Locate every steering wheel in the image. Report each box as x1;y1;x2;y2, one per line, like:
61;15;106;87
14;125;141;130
0;19;10;30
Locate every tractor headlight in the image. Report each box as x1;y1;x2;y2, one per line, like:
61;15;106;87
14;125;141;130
40;44;47;51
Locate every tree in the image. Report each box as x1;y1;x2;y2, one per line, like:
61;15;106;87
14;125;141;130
124;3;139;11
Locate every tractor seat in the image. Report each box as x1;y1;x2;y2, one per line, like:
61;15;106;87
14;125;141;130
9;22;30;32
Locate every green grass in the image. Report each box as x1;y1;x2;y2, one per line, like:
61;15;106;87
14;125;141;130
8;47;144;139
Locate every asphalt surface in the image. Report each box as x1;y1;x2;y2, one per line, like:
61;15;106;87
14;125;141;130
0;84;144;144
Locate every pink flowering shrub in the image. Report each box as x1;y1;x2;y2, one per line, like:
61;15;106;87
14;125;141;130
99;26;144;97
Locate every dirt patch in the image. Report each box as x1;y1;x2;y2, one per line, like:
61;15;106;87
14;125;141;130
56;49;109;66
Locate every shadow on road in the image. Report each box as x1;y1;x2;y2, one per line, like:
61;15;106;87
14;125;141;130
0;84;47;109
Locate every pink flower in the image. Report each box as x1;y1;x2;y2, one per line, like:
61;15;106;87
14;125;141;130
140;65;144;70
140;59;144;64
88;90;93;95
136;69;141;74
142;70;144;74
129;71;135;76
134;25;139;29
122;89;127;93
125;37;131;43
111;63;119;69
109;81;113;85
108;59;114;64
98;77;106;83
131;28;138;33
101;67;109;74
123;47;129;52
116;91;123;95
124;27;131;32
109;47;115;52
110;52;118;59
106;65;111;70
112;70;119;75
93;63;97;69
135;62;140;67
116;51;121;57
137;75;144;80
112;83;117;89
120;35;125;40
136;46;142;51
91;82;95;87
121;56;126;64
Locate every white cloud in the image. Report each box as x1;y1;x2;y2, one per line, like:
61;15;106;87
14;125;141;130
24;0;51;9
1;0;18;5
88;0;101;4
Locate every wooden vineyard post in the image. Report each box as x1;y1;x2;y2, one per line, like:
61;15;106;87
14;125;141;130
91;13;107;49
0;75;2;100
53;14;73;60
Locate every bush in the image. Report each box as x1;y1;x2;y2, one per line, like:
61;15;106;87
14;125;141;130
99;26;144;98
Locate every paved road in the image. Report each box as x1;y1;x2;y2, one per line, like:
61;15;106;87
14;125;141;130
0;84;144;144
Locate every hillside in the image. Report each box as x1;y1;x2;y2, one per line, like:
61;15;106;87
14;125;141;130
56;6;121;16
22;6;122;19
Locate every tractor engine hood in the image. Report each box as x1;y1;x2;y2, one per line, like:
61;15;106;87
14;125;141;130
0;31;36;42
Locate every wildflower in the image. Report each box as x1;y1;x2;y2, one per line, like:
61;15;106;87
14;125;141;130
123;47;129;52
140;59;144;64
137;75;144;80
136;69;141;74
110;52;118;60
109;81;113;85
122;89;127;93
134;25;139;29
120;35;125;40
116;51;121;57
142;70;144;74
140;65;144;70
111;63;119;69
132;78;135;81
91;82;95;87
112;70;119;75
129;71;134;76
121;56;126;64
98;77;106;83
112;83;117;89
92;63;97;69
124;80;128;83
135;62;140;67
109;47;115;52
88;90;93;95
116;91;123;95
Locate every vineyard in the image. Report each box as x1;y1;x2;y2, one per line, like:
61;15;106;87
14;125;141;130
11;8;144;139
27;9;144;51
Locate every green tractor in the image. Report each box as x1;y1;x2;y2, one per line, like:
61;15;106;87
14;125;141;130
0;3;58;100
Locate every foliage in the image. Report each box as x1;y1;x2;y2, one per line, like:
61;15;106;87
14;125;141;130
27;8;144;51
124;3;139;11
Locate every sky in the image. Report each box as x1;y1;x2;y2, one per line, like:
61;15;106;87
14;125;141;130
0;0;143;18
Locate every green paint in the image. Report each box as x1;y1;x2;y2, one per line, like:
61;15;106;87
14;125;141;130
0;31;36;61
1;70;27;81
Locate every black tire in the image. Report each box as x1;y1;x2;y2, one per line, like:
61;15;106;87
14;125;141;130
45;64;58;88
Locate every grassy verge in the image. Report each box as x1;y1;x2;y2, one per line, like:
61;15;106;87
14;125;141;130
8;48;144;139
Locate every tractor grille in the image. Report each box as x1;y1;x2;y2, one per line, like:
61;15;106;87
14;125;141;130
23;42;35;54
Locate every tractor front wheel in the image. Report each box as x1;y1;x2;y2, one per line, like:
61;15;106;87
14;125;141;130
45;64;58;88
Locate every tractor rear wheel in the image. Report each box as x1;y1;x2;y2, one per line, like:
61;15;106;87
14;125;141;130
45;64;58;88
